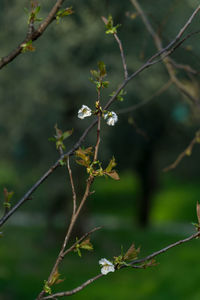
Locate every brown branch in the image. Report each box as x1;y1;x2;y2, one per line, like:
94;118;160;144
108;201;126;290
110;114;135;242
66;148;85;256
1;5;200;228
63;226;102;256
117;80;172;114
39;175;95;297
130;0;200;105
37;101;103;298
42;274;103;299
37;226;101;299
131;230;200;266
114;33;128;80
169;59;198;75
0;0;66;70
163;129;200;172
42;229;200;299
102;16;128;80
67;156;77;215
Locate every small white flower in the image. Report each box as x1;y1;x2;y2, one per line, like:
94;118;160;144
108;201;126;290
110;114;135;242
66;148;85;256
99;258;115;275
78;105;92;119
104;111;118;126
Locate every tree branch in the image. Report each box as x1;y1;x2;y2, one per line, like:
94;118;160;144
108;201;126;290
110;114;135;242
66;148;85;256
42;229;200;299
163;129;200;172
67;156;77;215
131;230;200;266
42;274;103;299
130;0;200;104
1;4;199;227
0;0;66;69
117;80;172;114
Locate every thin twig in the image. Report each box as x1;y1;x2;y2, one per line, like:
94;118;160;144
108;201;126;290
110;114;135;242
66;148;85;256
63;226;102;256
117;80;172;114
93;114;101;162
130;0;200;104
114;33;128;80
0;0;66;69
42;229;200;299
67;156;77;215
102;16;128;80
37;180;94;299
169;59;198;75
163;129;200;172
42;274;104;299
131;230;200;265
38;85;104;297
37;107;103;298
1;5;200;228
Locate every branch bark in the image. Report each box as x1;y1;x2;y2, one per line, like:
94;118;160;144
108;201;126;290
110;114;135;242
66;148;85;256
0;0;66;69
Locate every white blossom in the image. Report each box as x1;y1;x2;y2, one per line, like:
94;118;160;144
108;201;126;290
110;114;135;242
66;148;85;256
99;258;115;275
78;105;92;119
104;111;118;126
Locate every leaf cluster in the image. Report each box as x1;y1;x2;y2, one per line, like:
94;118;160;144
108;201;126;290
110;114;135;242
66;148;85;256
193;202;200;232
76;150;120;180
24;5;42;24
102;15;121;35
49;124;73;152
74;237;94;257
3;188;14;210
90;61;109;91
44;268;64;295
110;89;126;102
56;7;74;24
21;40;35;53
113;243;140;269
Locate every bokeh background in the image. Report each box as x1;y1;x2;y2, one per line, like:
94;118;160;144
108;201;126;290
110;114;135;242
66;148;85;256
1;0;200;299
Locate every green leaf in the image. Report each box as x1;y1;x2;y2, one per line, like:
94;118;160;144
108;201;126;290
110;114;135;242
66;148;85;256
49;269;63;286
105;171;120;181
110;89;126;101
77;248;82;257
3;188;14;210
80;237;94;251
59;159;66;166
35;6;41;14
21;40;35;53
102;15;121;35
90;69;100;80
62;129;73;140
44;281;51;294
197;202;200;225
102;81;109;88
56;7;74;23
124;243;140;261
48;137;56;142
105;157;117;173
98;61;107;77
75;147;93;167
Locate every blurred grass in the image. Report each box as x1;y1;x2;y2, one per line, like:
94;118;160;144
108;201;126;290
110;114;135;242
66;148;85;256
0;225;200;299
0;172;200;299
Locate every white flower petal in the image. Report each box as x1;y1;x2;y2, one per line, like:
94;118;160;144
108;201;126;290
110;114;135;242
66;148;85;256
78;105;92;119
99;258;115;275
104;111;118;126
101;265;115;275
99;258;113;266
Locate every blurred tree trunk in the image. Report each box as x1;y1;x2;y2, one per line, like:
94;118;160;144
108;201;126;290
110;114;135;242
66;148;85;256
136;145;158;227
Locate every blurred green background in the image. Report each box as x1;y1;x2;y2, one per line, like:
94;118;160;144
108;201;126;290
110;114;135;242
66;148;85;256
0;0;200;299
